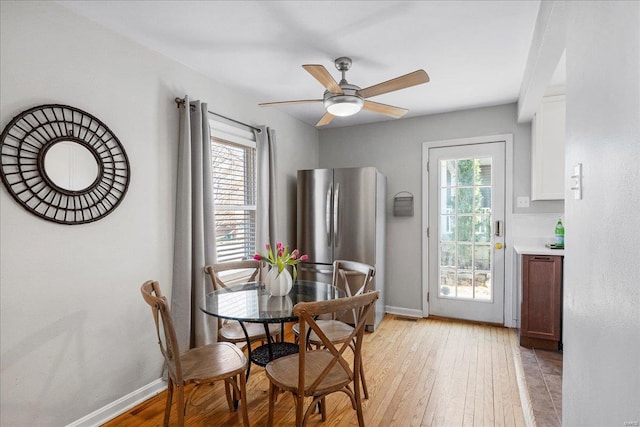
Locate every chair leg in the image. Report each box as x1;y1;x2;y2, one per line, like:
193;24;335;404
224;379;234;412
296;395;304;427
238;371;250;427
176;385;185;426
353;383;365;427
355;397;365;427
320;396;327;421
164;378;174;427
267;382;277;427
359;356;369;399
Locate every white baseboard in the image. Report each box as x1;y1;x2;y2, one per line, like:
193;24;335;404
385;305;424;319
510;331;536;427
66;378;166;427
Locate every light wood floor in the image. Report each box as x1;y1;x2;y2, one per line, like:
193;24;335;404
104;315;526;426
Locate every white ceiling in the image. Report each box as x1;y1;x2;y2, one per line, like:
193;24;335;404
57;0;543;128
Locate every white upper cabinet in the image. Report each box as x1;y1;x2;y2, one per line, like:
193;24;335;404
531;93;566;200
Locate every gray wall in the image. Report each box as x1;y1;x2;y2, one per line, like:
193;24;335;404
563;1;640;424
0;2;319;425
319;103;563;310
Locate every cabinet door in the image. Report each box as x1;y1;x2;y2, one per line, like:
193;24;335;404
521;255;562;341
531;94;565;200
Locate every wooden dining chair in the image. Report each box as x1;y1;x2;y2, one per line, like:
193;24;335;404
140;280;249;427
204;261;281;346
265;291;379;427
292;260;376;398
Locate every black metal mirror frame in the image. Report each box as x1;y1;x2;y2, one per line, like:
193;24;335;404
0;104;130;225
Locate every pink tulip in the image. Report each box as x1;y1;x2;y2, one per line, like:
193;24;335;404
277;242;283;250
253;254;261;261
265;243;271;251
300;254;309;261
291;249;300;259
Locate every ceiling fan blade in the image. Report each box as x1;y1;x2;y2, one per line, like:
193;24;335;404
363;100;408;119
302;65;344;94
357;70;430;99
315;112;335;127
259;99;323;107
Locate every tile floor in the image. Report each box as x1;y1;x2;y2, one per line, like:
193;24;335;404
520;346;563;427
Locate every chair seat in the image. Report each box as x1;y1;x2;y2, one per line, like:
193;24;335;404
180;342;247;382
220;321;280;342
266;350;351;396
293;319;354;345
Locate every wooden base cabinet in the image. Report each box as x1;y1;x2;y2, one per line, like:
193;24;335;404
520;255;563;351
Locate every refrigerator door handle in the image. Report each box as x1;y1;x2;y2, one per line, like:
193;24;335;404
333;182;340;247
326;183;333;246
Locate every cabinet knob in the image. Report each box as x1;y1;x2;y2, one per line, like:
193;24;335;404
495;243;503;250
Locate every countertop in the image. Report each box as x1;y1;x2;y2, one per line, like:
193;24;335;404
513;244;564;256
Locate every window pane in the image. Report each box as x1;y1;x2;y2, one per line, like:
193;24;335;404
457;187;474;213
476;157;492;185
457;159;474;185
457;244;472;269
476;187;491;212
440;187;455;214
457;216;473;242
474;214;492;243
440;243;456;268
440;269;455;297
440;215;456;242
474;245;491;270
441;160;457;186
211;132;257;263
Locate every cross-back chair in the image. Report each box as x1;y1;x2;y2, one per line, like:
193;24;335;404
292;259;375;398
140;280;249;427
205;260;281;345
265;291;379;427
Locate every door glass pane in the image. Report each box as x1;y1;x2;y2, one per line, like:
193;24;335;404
438;156;493;301
476;158;492;185
457;159;475;185
440;187;455;214
440;215;456;241
474;214;491;242
441;160;457;186
457;216;473;242
457;187;474;213
440;269;455;296
457;244;472;269
440;243;456;267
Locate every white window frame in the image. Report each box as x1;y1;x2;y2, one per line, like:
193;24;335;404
209;119;257;267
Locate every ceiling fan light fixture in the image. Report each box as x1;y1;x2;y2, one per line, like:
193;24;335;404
324;95;363;117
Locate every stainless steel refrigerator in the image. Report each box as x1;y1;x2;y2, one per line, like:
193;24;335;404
297;167;385;331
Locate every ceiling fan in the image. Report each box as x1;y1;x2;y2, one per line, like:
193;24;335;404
259;57;430;127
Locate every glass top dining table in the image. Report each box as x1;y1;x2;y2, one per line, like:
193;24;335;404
200;280;344;323
200;280;345;370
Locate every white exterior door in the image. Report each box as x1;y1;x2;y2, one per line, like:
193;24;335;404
427;142;506;323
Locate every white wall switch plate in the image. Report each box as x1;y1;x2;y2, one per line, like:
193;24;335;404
571;163;583;200
517;196;530;208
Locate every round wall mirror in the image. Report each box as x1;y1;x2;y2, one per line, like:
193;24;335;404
44;140;100;191
0;104;130;225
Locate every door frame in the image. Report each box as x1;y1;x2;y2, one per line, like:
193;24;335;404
421;134;515;326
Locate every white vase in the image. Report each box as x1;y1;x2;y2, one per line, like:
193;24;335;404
265;267;293;296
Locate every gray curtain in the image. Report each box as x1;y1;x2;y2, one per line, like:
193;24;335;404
255;126;279;252
171;96;217;350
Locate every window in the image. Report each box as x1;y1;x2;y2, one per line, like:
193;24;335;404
210;119;256;263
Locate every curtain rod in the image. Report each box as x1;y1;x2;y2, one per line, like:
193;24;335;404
174;97;262;133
